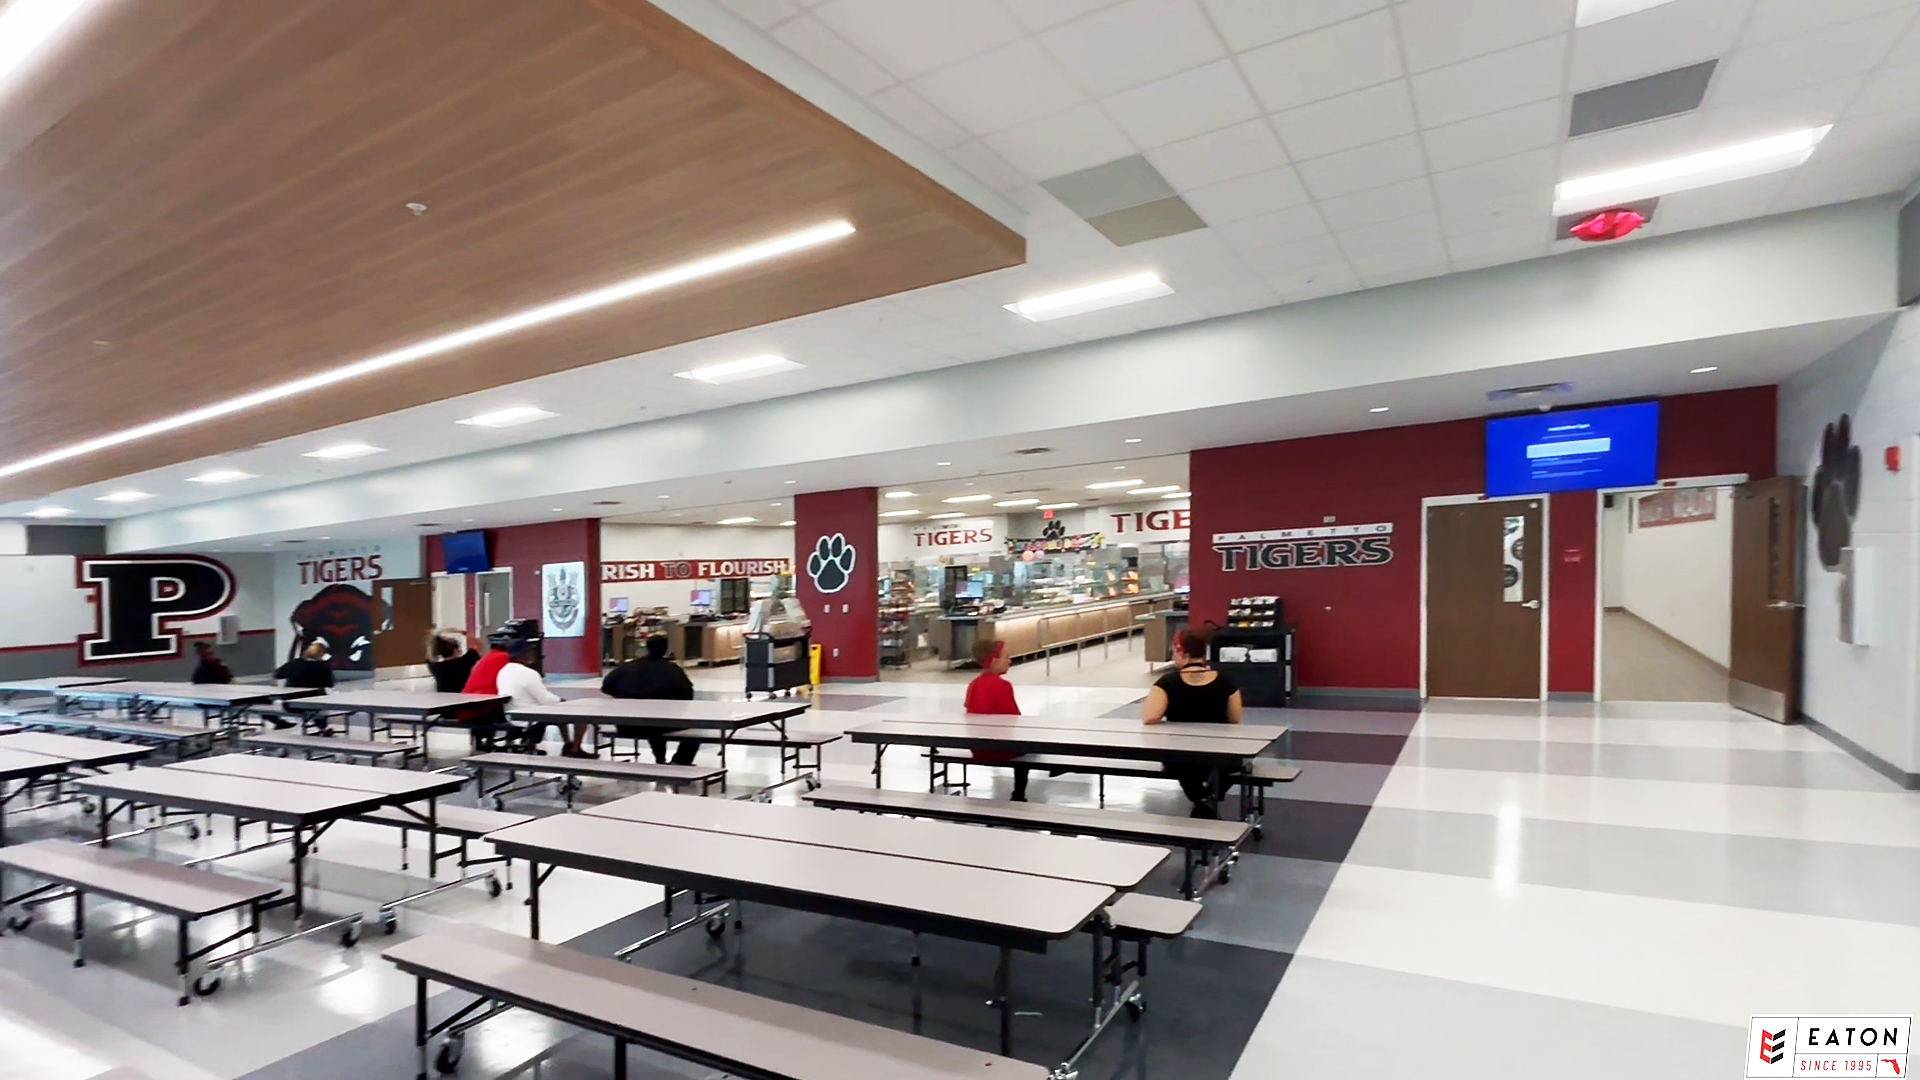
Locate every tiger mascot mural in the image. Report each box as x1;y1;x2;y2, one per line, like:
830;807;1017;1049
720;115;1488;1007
288;583;375;672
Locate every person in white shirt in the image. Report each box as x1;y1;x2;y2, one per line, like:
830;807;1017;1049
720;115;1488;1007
493;640;595;757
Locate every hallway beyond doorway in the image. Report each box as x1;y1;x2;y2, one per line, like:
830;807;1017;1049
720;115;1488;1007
1601;610;1729;703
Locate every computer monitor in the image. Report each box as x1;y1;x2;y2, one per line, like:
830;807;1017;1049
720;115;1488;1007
608;597;630;614
691;588;714;608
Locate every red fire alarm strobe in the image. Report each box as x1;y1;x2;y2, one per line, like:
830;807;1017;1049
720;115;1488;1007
1888;445;1901;473
1568;208;1647;242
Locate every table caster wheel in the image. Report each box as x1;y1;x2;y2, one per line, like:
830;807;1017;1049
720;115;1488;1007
381;911;399;935
1218;865;1231;884
186;823;202;841
1125;998;1145;1021
194;974;221;997
340;923;361;948
5;911;31;932
705;914;726;938
486;875;503;899
435;1034;464;1074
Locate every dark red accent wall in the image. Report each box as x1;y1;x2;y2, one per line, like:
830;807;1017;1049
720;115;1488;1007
795;488;878;680
1189;386;1776;694
426;519;600;675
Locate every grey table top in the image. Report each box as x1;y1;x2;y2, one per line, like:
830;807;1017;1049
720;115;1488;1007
168;754;463;800
585;792;1169;889
847;720;1277;760
487;812;1114;946
72;766;394;824
0;676;126;692
53;682;323;706
0;731;154;767
507;697;808;729
0;747;73;781
804;784;1251;846
385;923;1049;1080
840;710;1291;743
0;840;280;918
284;690;509;715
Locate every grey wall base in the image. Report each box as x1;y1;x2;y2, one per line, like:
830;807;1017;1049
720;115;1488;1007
1293;686;1423;711
0;634;278;683
1802;712;1920;790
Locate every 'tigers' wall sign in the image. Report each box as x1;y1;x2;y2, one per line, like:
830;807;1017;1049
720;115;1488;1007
1212;523;1395;572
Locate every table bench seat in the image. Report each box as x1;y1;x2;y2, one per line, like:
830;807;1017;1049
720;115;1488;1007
355;803;532;839
20;715;224;755
242;731;418;765
464;752;725;807
385;922;1050;1080
1104;893;1201;940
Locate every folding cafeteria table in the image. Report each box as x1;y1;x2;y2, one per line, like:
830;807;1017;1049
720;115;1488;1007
281;690;509;741
506;697;810;768
0;676;125;709
54;682;323;727
0;732;153;844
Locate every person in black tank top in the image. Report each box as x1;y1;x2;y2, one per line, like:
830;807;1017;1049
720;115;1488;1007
1142;626;1243;817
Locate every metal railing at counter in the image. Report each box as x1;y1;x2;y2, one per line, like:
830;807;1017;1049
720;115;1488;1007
933;593;1177;671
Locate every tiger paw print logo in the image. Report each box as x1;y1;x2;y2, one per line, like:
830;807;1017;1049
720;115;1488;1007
806;533;857;594
1811;414;1861;571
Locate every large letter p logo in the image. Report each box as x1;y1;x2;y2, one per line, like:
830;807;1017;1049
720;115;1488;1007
78;557;235;663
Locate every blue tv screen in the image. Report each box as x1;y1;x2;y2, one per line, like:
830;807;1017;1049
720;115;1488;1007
1485;402;1660;496
442;530;491;574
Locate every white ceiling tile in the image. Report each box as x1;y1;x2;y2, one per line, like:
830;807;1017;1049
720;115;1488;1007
1040;0;1228;96
1445;221;1552;261
910;40;1088;136
1429;148;1558;208
811;0;1025;81
1337;212;1444;257
1237;10;1405;112
1741;0;1920;45
1421;99;1564;173
1349;242;1452;283
1410;36;1567;128
1242;234;1345;276
1822;103;1920;158
1710;11;1909;105
1316;177;1438;231
1186;277;1285;317
1201;0;1388;52
1437;192;1544;236
867;85;972;148
1007;0;1123;31
1890;16;1920;65
1271;81;1419;159
1293;135;1428;199
947;140;1034;191
1569;0;1751;90
1848;60;1920;117
1145;119;1289;188
1774;143;1920;210
769;16;897;95
1181;166;1313;223
1101;60;1263;149
1393;0;1577;73
1215;204;1329;252
1694;77;1863;145
1558;112;1704;176
1025;218;1120;263
985;104;1137;179
1268;260;1361;300
1451;248;1544;273
716;0;804;29
1650;172;1793;232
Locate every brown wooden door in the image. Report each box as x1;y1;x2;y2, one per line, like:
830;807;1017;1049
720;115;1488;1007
372;578;433;671
1426;499;1545;698
1729;477;1802;722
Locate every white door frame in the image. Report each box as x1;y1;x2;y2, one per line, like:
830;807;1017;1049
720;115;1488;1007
1590;472;1748;701
475;567;514;630
1420;492;1551;701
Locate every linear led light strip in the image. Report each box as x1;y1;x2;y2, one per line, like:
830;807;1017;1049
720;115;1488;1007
1552;128;1829;215
0;220;856;481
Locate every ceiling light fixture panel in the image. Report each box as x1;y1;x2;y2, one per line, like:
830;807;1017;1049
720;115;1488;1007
717;517;757;525
1552;128;1830;215
0;221;854;482
457;405;557;428
24;506;71;518
883;490;917;499
1575;0;1681;27
95;490;152;503
1161;491;1191;499
304;442;385;460
1036;502;1079;510
1086;479;1143;489
1004;272;1172;322
674;354;803;384
943;494;994;503
880;509;921;517
994;499;1040;507
186;469;258;484
1127;486;1180;495
927;512;967;520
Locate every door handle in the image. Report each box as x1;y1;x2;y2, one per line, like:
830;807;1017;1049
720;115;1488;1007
1768;600;1802;610
1521;600;1541;609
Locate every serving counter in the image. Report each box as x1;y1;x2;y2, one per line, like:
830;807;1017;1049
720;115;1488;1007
682;618;747;666
935;593;1176;667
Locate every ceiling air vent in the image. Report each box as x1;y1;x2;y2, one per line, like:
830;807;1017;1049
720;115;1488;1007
591;500;622;506
1012;447;1053;456
1486;382;1573;402
413;523;444;528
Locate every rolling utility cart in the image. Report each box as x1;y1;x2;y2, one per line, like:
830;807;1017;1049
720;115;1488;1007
744;631;811;698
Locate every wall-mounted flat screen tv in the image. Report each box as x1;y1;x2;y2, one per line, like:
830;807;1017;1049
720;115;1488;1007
1485;401;1660;496
441;530;492;574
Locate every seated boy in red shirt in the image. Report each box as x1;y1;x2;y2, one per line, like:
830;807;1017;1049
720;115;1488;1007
965;639;1029;801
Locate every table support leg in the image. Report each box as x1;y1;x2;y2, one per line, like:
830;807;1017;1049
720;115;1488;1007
426;798;439;881
414;975;429;1080
613;1037;628;1080
528;860;541;941
71;889;84;967
995;946;1012;1057
873;744;884;789
291;828;308;919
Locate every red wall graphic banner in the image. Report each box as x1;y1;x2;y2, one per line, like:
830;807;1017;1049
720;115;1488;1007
601;558;792;582
795;488;878;680
1189;386;1776;695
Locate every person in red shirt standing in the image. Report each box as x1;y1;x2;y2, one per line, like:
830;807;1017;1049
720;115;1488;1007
965;638;1029;801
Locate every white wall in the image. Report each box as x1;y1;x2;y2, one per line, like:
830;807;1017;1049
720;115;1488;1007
1615;489;1733;667
599;523;792;612
0;552;275;650
0;522;25;556
1601;497;1628;608
1780;312;1918;776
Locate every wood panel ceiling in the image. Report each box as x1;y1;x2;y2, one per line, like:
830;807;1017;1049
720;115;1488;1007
0;0;1023;501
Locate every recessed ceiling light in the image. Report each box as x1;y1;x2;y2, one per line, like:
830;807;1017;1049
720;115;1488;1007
457;405;557;428
1004;272;1172;322
673;354;803;384
1124;438;1142;444
1575;0;1680;27
550;508;564;513
0;0;109;102
994;499;1040;507
25;506;71;518
304;442;385;460
927;512;967;520
778;519;796;527
717;517;757;525
1086;479;1143;490
884;490;917;499
1161;491;1191;499
1036;502;1079;510
1127;486;1180;495
1369;406;1391;413
186;469;257;484
880;509;921;517
95;490;152;503
1690;365;1719;374
936;461;952;467
784;479;798;485
1553;127;1830;216
943;494;994;503
657;494;672;499
0;221;854;483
